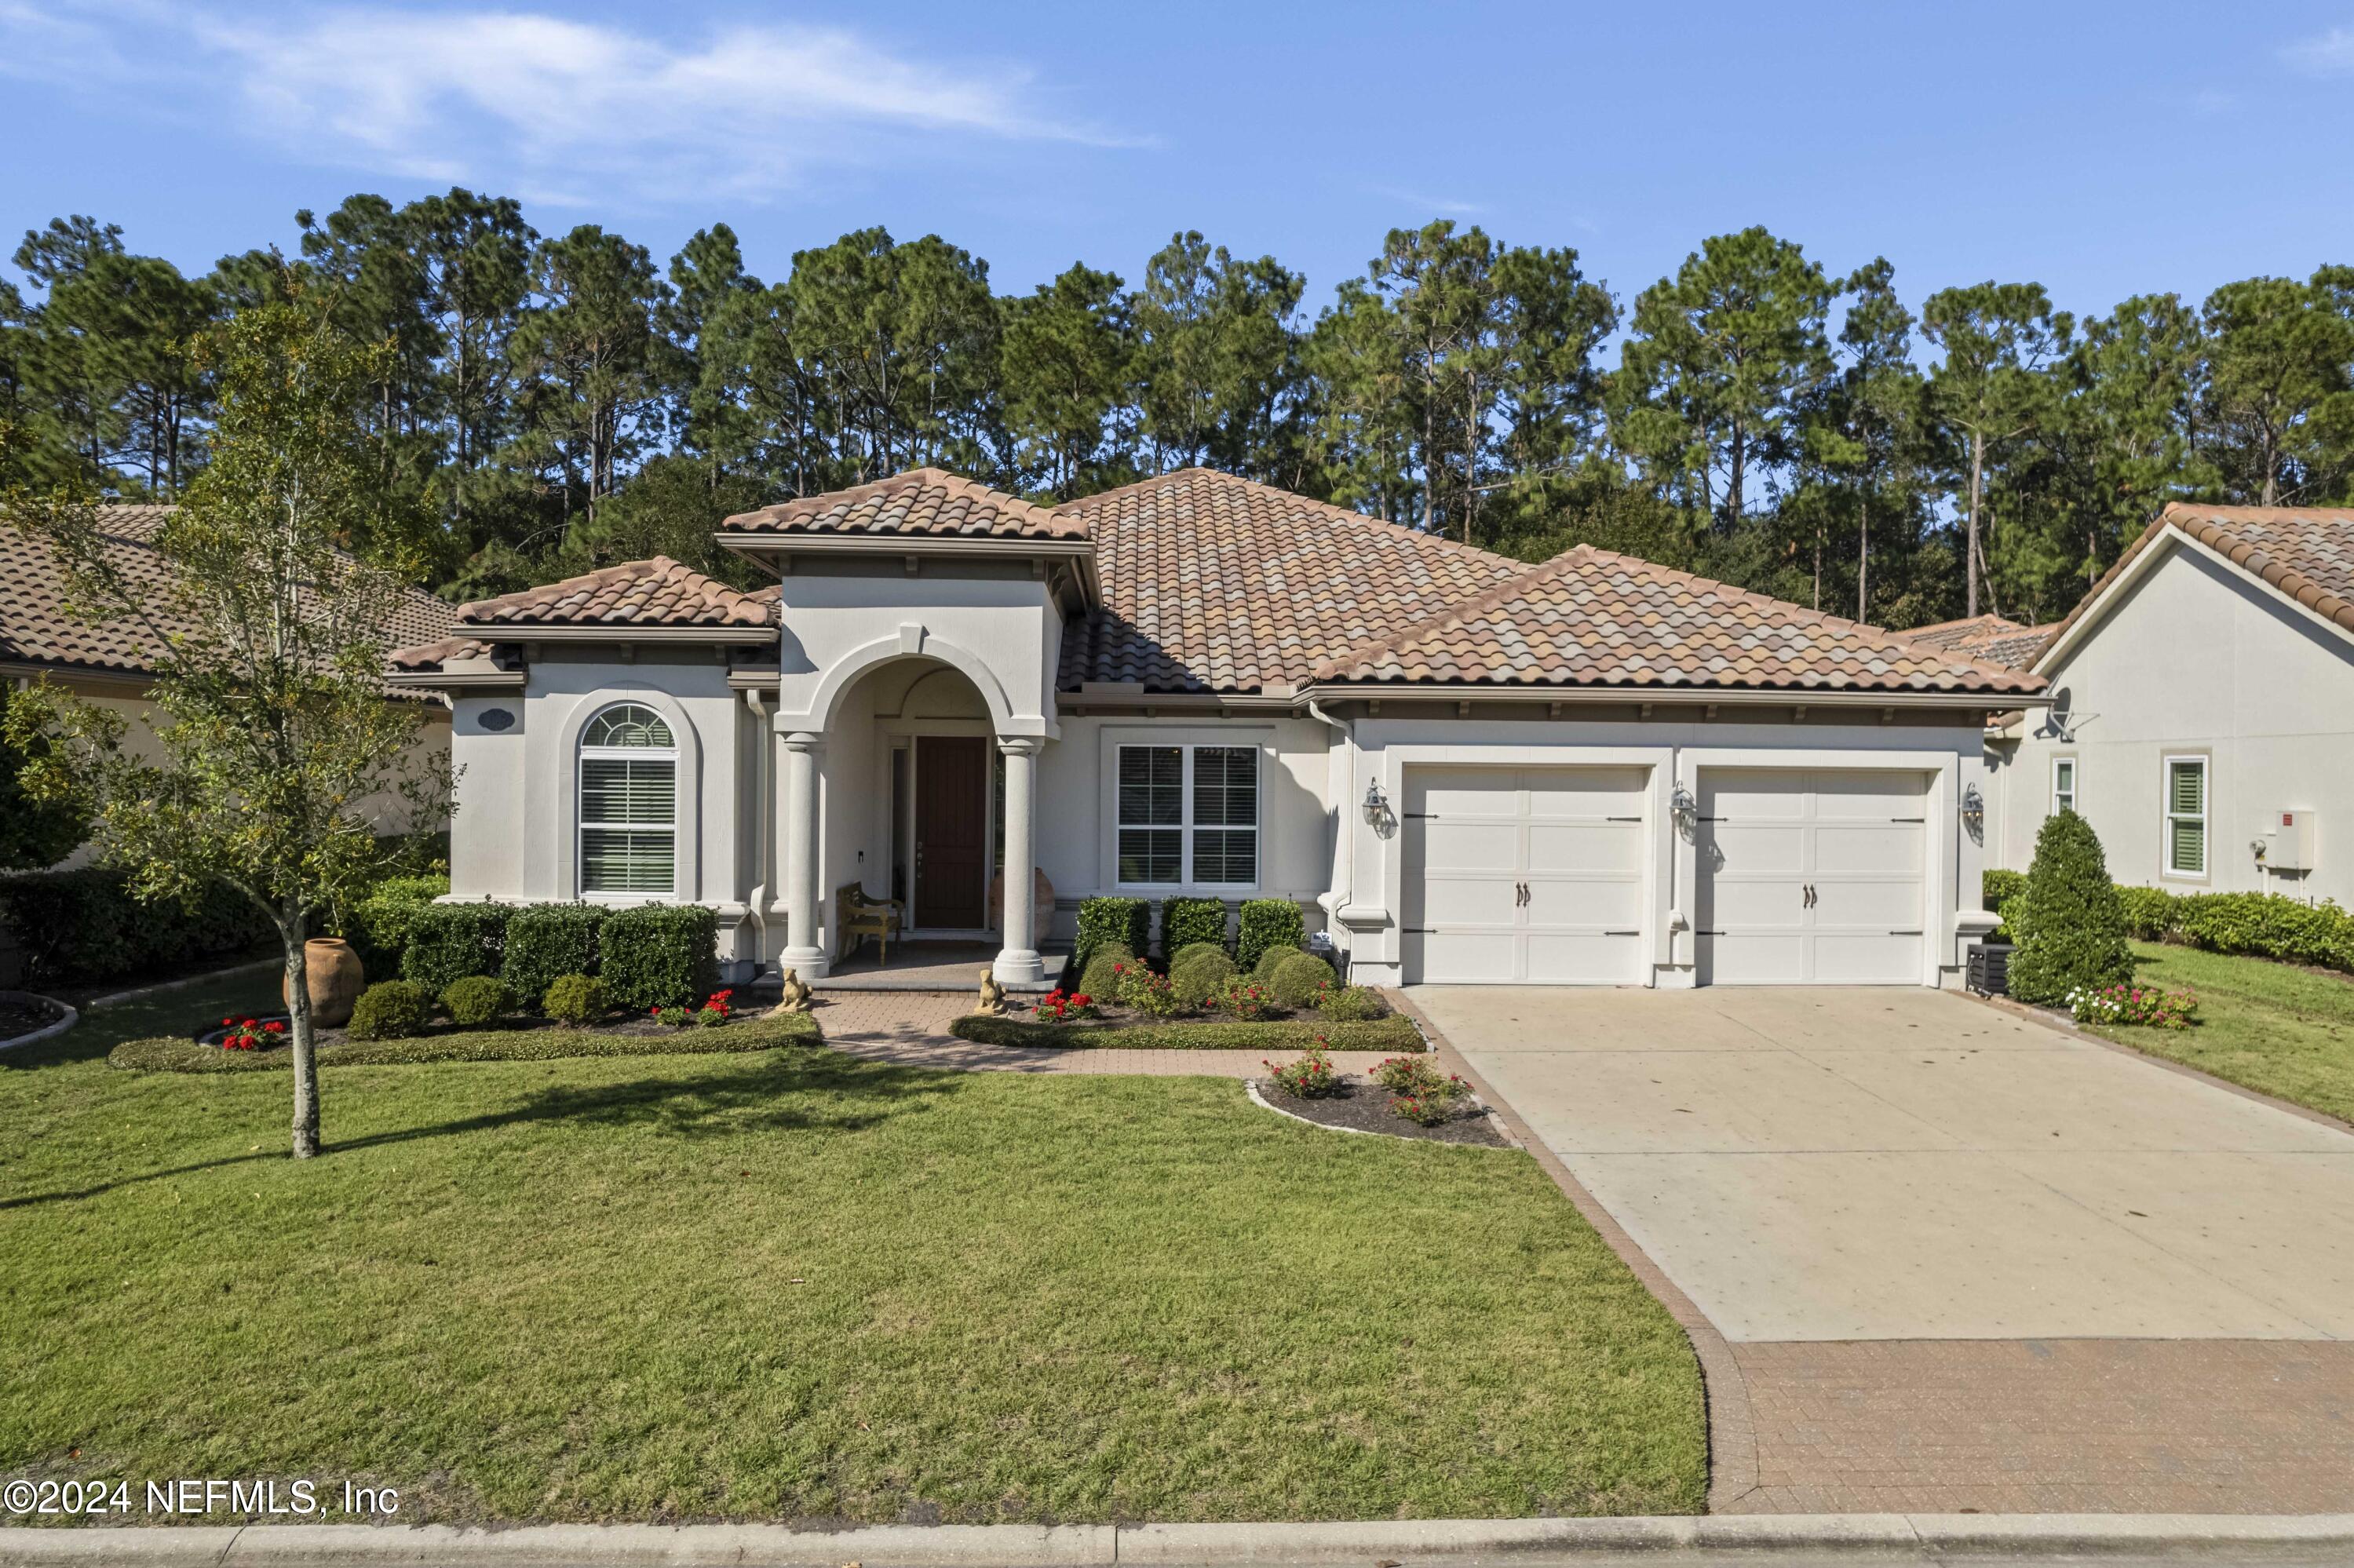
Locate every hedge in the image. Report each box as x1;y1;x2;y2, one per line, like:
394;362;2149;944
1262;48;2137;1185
111;1008;818;1073
347;874;449;973
400;902;511;995
0;868;273;990
1073;897;1151;973
500;903;608;1010
948;1012;1425;1052
598;903;719;1010
1235;899;1306;972
1980;870;2354;976
1161;895;1228;957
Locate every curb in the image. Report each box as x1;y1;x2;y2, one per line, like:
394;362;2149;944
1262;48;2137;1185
8;1513;2354;1566
83;957;279;1011
0;994;77;1056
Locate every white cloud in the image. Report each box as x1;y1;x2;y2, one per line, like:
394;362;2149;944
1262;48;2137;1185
2283;24;2354;74
0;2;1122;204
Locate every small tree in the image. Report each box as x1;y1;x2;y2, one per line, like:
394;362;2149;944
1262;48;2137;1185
2006;810;2133;1005
0;683;87;870
2;286;449;1158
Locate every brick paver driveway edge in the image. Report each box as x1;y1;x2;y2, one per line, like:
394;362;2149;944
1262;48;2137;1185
1388;987;1762;1514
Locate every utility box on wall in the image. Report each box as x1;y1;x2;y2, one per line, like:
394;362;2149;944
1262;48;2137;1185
2254;810;2316;873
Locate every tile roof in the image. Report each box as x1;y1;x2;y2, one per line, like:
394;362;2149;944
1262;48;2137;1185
722;468;1088;542
1898;613;2057;671
453;556;776;629
1054;469;1527;693
386;636;497;672
2;505;458;679
1312;545;2046;695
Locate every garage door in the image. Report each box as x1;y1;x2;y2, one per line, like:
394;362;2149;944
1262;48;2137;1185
1401;765;1649;984
1696;768;1927;985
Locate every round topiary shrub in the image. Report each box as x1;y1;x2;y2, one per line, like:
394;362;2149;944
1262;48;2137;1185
542;972;608;1026
441;974;509;1028
1077;943;1134;1001
1169;940;1226;972
1168;946;1235;1004
1252;943;1303;982
347;979;432;1041
2008;810;2134;1005
1266;949;1337;1008
1314;983;1383;1022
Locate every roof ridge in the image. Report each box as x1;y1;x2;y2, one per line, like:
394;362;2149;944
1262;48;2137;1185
1311;546;1597;680
1058;466;1520;569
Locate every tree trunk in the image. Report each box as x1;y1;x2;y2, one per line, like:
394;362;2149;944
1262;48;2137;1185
1857;493;1870;622
2261;426;2279;508
1965;431;1986;619
1727;421;1746;525
283;913;320;1160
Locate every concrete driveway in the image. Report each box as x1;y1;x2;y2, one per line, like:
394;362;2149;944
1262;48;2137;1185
1413;986;2354;1342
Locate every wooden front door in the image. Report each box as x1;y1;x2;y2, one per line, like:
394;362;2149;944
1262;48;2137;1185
914;736;989;928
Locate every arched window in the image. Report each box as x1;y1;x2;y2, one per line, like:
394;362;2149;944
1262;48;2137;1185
579;703;677;897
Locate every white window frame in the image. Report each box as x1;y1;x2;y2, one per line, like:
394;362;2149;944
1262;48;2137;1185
2051;755;2077;815
578;702;680;902
2162;753;2207;880
1113;742;1261;892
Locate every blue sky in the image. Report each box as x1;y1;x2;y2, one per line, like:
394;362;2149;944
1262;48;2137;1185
6;0;2354;327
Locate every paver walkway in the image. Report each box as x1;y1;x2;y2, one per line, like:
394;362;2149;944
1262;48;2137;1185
811;990;1401;1078
1407;984;2354;1516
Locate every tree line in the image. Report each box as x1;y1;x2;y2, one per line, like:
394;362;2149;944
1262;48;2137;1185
8;192;2354;629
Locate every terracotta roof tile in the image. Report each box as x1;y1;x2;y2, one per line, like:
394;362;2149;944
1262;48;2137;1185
1313;545;2045;695
2;505;458;678
1053;469;1524;693
386;636;498;672
1897;613;2057;671
723;468;1086;541
455;556;775;629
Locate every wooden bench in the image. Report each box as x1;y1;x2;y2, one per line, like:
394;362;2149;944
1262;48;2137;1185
836;882;903;965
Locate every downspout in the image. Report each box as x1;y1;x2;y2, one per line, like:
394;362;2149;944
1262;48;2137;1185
1305;698;1355;939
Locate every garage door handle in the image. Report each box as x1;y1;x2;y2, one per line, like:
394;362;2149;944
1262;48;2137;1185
1889;928;1922;935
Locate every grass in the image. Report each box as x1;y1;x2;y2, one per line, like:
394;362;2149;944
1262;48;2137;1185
2082;941;2354;1123
108;1009;819;1072
950;1012;1425;1052
1;972;1706;1526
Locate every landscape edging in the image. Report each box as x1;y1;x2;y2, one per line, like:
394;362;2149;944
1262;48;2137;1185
0;993;77;1054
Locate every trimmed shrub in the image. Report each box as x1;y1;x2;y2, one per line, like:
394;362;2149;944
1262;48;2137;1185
1077;943;1134;1002
950;1012;1424;1052
1266;949;1338;1009
1314;983;1384;1022
1074;897;1151;973
1981;869;2027;916
400;902;509;995
0;867;272;989
1169;940;1225;970
2007;812;2133;1005
440;975;509;1027
2171;892;2354;971
2116;884;2179;943
1168;946;1236;1004
1161;895;1228;957
501;903;608;1011
542;973;608;1026
1115;965;1189;1016
1252;942;1303;982
347;874;450;973
347;979;432;1041
598;903;719;1010
115;1007;816;1072
1235;898;1306;973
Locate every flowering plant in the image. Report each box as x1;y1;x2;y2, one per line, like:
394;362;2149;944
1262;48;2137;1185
650;1002;695;1028
2067;983;2198;1029
1035;987;1097;1023
1370;1055;1445;1095
1217;977;1275;1021
1117;966;1191;1017
695;988;735;1028
1265;1041;1340;1098
1389;1071;1471;1125
217;1016;286;1052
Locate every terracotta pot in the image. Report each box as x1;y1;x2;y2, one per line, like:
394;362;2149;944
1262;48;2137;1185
283;937;366;1027
987;867;1056;946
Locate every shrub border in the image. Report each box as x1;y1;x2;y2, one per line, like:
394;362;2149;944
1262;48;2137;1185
947;1012;1425;1052
110;1009;819;1073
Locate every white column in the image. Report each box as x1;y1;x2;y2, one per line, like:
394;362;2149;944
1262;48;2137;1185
992;736;1045;985
778;729;828;978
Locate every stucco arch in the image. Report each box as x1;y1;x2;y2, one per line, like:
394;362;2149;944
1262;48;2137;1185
789;630;1037;737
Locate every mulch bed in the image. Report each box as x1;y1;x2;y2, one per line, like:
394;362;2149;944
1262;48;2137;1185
0;994;67;1045
1252;1075;1513;1147
195;1005;793;1050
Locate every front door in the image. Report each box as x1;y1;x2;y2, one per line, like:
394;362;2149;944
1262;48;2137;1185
914;736;988;928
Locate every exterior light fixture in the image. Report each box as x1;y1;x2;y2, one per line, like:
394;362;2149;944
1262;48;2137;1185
1361;779;1389;827
1670;781;1698;833
1960;782;1985;832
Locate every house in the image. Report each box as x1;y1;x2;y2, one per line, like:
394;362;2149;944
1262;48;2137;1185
1969;504;2354;909
1;504;459;865
386;468;2044;989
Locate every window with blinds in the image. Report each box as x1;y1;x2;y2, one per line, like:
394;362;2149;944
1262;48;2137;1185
1115;743;1257;887
2164;757;2206;877
581;704;677;897
2052;757;2076;815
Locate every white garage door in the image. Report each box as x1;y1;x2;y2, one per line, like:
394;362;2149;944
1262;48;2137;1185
1696;768;1928;985
1402;765;1649;985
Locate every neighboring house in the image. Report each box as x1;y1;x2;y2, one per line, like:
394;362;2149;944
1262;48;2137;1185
1;504;459;866
387;468;2042;989
1965;504;2354;909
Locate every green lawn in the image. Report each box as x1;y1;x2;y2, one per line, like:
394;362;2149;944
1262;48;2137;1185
2086;942;2354;1123
2;973;1705;1526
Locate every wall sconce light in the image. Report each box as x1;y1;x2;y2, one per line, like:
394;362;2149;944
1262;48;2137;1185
1670;780;1698;835
1960;782;1985;833
1361;779;1389;827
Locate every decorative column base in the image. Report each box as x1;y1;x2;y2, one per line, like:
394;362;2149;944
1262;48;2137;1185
990;948;1046;986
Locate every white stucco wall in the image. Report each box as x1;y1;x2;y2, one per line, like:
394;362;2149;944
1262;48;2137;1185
1991;542;2354;906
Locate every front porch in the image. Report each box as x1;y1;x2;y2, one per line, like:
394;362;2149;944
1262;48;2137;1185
817;939;1068;993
